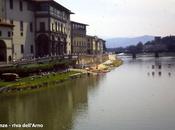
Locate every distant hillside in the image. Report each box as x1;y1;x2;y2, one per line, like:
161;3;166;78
106;35;155;48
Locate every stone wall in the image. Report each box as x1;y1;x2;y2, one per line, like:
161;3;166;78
77;54;109;65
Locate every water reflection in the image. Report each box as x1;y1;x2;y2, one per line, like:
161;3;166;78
168;64;171;68
0;76;104;130
147;72;150;76
1;56;175;130
168;72;171;77
143;59;174;78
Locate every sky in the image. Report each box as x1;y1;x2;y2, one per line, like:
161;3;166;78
56;0;175;38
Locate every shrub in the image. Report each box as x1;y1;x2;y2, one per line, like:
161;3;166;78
0;60;76;78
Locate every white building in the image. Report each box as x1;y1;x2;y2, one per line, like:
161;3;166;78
0;0;73;63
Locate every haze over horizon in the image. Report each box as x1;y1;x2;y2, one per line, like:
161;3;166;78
57;0;175;39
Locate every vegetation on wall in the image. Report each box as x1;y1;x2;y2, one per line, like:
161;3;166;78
0;60;76;77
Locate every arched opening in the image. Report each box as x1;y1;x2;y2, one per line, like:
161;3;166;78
36;34;50;57
0;40;7;62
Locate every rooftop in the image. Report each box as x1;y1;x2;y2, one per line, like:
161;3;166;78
32;0;74;14
71;21;89;26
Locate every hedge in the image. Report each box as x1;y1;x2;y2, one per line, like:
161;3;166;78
0;60;76;77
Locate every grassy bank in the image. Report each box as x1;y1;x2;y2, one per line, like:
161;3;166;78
0;71;81;93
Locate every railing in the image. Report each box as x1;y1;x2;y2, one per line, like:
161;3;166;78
0;54;107;66
11;55;78;65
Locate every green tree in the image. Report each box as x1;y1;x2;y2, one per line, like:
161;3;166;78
136;42;143;53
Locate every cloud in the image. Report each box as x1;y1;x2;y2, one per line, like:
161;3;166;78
56;0;175;38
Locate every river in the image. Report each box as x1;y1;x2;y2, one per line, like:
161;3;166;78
0;56;175;130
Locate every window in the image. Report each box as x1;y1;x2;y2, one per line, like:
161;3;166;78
61;24;63;33
21;44;24;54
30;45;33;53
40;22;45;31
27;3;33;11
57;23;60;32
58;23;61;32
20;21;23;31
52;23;54;31
30;22;33;32
10;20;13;25
52;35;54;40
21;32;23;36
10;0;13;9
64;28;66;34
12;44;14;54
8;32;11;37
19;0;23;11
37;4;49;11
0;31;2;36
8;56;12;62
55;22;57;31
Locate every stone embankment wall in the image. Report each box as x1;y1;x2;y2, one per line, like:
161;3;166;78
77;54;109;65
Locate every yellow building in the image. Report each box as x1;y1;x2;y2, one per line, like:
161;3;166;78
87;35;105;55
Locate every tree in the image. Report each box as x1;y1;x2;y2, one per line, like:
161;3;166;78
103;43;107;53
126;45;137;53
136;42;143;53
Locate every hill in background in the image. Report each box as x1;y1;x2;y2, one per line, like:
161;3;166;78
106;35;155;48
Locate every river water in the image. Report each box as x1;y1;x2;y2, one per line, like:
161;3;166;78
0;56;175;130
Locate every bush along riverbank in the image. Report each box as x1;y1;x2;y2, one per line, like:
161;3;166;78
0;59;80;94
0;71;84;94
0;59;76;77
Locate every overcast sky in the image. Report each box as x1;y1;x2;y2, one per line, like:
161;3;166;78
56;0;175;38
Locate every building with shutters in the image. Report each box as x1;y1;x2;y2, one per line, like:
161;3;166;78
0;0;73;62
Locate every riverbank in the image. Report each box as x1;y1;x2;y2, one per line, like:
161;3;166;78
91;58;123;73
0;71;83;94
71;57;123;74
0;55;123;94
